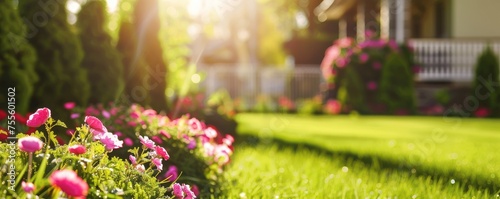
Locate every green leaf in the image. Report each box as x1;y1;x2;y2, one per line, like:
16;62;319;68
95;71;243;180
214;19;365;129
55;120;67;128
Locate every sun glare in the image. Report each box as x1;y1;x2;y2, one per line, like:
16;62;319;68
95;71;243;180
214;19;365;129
106;0;119;13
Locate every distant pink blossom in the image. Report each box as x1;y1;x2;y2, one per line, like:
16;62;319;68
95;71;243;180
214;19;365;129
321;46;341;80
388;40;399;51
367;81;378;90
165;165;178;181
66;129;75;136
223;134;234;146
124;138;134;146
335;37;354;48
204;127;218;139
188;118;202;132
26;108;51;128
475;107;490;118
22;181;35;193
365;30;375;38
70;113;80;119
324;100;342;115
191;185;200;197
139;136;155;149
359;53;369;63
64;102;76;110
68;145;86;155
152;136;163;144
152;158;163;171
159;129;171;138
18;136;43;153
187;139;196;150
102;110;111;119
336;57;349;68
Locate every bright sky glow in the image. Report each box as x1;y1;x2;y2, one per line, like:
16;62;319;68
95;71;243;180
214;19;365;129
107;0;119;13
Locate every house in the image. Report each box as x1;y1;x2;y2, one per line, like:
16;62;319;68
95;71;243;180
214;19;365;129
315;0;500;107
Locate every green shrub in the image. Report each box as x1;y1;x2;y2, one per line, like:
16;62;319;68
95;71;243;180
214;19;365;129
472;46;500;117
378;53;416;114
338;67;366;113
0;1;37;114
77;1;124;104
19;0;90;116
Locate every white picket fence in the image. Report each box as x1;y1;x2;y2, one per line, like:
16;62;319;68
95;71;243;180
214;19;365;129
410;39;500;82
199;65;322;103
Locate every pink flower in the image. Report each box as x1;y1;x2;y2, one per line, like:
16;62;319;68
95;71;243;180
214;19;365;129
372;62;382;70
22;181;35;193
191;185;200;197
64;102;76;110
129;155;137;164
66;129;75;136
102;110;111;119
84;116;106;132
336;57;349;68
152;158;163;170
70;113;80;119
188;118;202;132
388;40;399;51
135;164;145;172
159;129;171;139
223;134;234;146
359;53;369;63
204;127;218;139
365;30;375;38
187;139;196;150
26;108;51;128
152;136;163;144
18;136;43;152
97;132;123;151
321;46;341;80
49;170;88;198
172;183;184;198
367;81;378;90
335;37;354;48
155;146;170;160
165;165;178;181
182;184;196;199
324;100;342;115
475;107;490;118
124;138;134;146
139;136;155;149
68;145;86;155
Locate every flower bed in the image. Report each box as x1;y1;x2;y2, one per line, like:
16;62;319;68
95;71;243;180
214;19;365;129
0;105;234;198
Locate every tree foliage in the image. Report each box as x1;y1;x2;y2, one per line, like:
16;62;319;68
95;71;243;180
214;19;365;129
19;0;90;115
0;0;37;114
472;46;500;117
78;1;124;104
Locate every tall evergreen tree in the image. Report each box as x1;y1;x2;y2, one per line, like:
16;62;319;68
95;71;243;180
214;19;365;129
116;20;151;106
19;0;90;115
133;0;168;111
78;1;124;104
0;0;37;114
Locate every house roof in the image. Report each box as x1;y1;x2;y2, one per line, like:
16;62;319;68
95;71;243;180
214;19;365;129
314;0;358;21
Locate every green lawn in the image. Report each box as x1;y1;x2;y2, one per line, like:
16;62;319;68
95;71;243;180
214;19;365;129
221;113;500;198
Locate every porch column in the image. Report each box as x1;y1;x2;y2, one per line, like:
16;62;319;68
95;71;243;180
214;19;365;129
380;0;390;39
357;0;366;41
395;0;406;43
339;18;347;38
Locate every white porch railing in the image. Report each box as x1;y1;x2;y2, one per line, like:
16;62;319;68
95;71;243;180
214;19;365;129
410;39;500;82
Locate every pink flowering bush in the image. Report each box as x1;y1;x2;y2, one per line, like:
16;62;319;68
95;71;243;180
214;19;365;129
321;32;419;114
0;107;199;198
68;103;234;196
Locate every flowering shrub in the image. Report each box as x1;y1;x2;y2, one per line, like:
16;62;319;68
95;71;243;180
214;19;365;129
321;32;419;114
0;107;201;198
67;103;234;196
472;47;500;117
